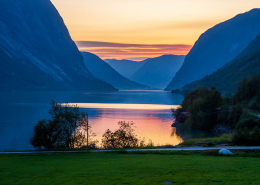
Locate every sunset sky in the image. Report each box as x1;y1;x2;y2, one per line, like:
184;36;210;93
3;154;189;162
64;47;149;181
51;0;260;60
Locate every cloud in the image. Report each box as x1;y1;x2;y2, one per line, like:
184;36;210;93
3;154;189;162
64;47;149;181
76;41;192;60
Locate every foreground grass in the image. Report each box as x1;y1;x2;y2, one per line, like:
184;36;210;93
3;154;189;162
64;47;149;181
1;152;260;184
181;134;233;146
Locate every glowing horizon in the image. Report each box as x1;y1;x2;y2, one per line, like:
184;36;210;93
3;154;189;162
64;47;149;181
63;103;181;110
50;0;260;60
76;41;192;60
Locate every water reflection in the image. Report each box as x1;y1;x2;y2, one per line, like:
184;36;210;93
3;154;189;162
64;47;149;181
87;108;183;147
0;91;190;150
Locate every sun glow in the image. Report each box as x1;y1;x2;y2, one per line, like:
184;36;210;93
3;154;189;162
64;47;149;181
64;103;180;110
50;0;260;59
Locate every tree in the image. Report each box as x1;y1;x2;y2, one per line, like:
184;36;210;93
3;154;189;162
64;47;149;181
101;121;139;149
177;87;223;130
30;120;51;149
30;100;92;149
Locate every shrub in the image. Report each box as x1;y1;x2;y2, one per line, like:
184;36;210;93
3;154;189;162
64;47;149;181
102;121;139;149
232;114;260;146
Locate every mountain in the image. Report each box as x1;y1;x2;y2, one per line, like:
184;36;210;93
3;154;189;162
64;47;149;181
129;55;185;89
178;33;260;95
82;52;153;90
105;59;148;78
0;0;116;91
165;9;260;91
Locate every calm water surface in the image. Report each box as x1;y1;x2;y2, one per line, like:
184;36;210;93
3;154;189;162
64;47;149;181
0;90;215;151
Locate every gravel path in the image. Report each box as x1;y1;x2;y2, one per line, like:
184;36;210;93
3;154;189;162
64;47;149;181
1;146;260;154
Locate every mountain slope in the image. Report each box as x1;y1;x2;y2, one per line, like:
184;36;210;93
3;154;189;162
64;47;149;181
105;59;148;78
0;0;116;91
82;52;153;90
129;55;185;89
179;33;260;94
165;8;260;91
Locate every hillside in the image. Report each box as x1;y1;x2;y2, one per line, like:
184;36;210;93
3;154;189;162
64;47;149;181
165;8;260;91
0;0;116;91
105;59;148;78
179;33;260;94
82;52;153;90
130;55;185;89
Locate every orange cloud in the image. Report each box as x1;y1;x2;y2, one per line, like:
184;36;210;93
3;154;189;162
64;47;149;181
76;41;192;61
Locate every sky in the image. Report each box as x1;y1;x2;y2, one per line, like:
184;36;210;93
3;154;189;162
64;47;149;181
51;0;260;60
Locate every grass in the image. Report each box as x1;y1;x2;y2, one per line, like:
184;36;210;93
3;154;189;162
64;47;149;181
180;134;233;147
1;151;260;184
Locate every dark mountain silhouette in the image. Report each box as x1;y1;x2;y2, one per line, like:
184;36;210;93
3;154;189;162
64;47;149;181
82;52;153;90
129;55;185;89
105;59;148;78
178;33;260;95
0;0;116;91
165;9;260;91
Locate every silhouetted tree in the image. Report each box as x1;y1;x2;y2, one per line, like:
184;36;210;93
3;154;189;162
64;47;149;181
30;120;51;149
30;100;91;149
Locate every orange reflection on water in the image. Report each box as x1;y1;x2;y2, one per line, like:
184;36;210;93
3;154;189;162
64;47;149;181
87;108;183;147
65;103;180;110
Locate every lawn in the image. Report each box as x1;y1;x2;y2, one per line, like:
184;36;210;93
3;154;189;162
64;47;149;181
1;152;260;185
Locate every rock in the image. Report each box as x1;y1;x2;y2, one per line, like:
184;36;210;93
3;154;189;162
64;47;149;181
219;149;233;155
162;181;175;184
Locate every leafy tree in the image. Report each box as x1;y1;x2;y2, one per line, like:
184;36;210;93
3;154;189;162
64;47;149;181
30;120;51;149
235;74;260;107
102;121;139;149
227;104;243;128
235;77;249;103
30;100;92;149
177;87;223;130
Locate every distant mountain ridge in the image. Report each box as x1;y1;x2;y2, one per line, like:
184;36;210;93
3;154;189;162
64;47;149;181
178;33;260;94
0;0;116;91
165;8;260;91
105;59;148;78
81;52;153;90
130;55;185;89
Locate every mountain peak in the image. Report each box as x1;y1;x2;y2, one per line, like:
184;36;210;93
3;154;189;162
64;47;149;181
165;9;260;91
0;0;116;91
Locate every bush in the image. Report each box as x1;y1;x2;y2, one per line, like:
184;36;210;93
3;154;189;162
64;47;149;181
102;121;139;149
232;114;260;146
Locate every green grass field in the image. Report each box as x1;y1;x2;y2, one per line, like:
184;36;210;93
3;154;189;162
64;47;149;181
1;152;260;185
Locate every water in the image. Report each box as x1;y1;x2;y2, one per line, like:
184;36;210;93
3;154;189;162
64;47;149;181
0;90;215;151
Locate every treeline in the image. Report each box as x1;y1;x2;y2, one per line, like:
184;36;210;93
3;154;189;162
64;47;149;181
175;73;260;145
